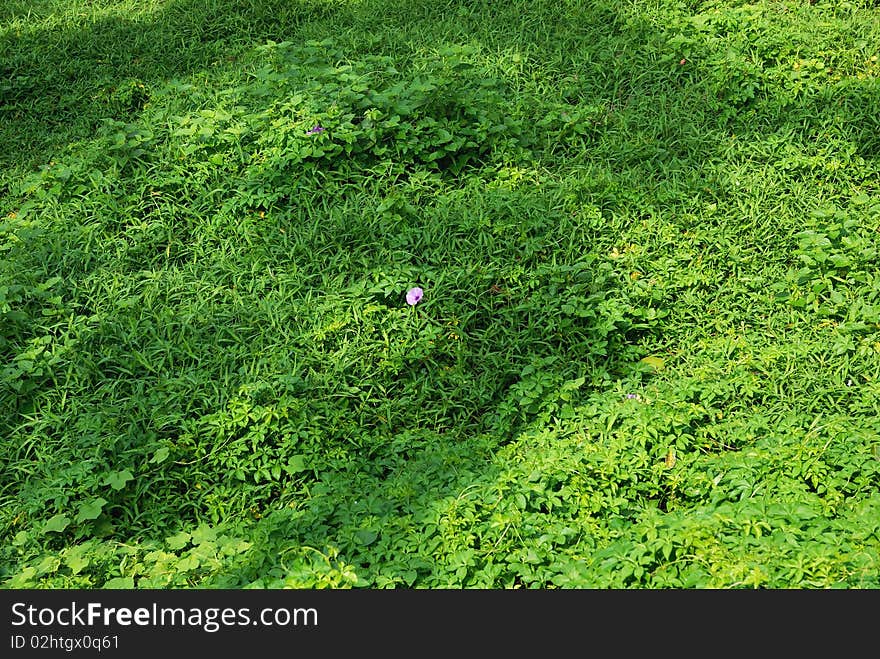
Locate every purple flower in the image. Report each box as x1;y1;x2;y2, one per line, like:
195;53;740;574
306;125;325;135
406;287;424;306
625;393;641;400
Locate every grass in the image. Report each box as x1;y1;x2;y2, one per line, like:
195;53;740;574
1;0;879;589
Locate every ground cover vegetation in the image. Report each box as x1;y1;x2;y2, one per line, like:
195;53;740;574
1;0;879;588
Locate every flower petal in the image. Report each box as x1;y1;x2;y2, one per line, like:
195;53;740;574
406;287;424;305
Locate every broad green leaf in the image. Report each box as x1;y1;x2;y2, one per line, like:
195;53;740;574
191;524;217;545
8;567;37;588
76;497;107;524
287;455;308;473
36;556;61;576
176;555;201;571
64;548;91;575
150;447;170;464
41;514;71;534
166;531;191;550
640;355;666;371
103;470;134;491
354;529;378;546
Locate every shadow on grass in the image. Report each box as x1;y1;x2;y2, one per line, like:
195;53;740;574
1;0;354;170
0;0;635;172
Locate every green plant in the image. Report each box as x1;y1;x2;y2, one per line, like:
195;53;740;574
2;0;879;591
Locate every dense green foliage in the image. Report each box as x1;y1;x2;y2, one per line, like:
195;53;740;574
2;0;879;588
